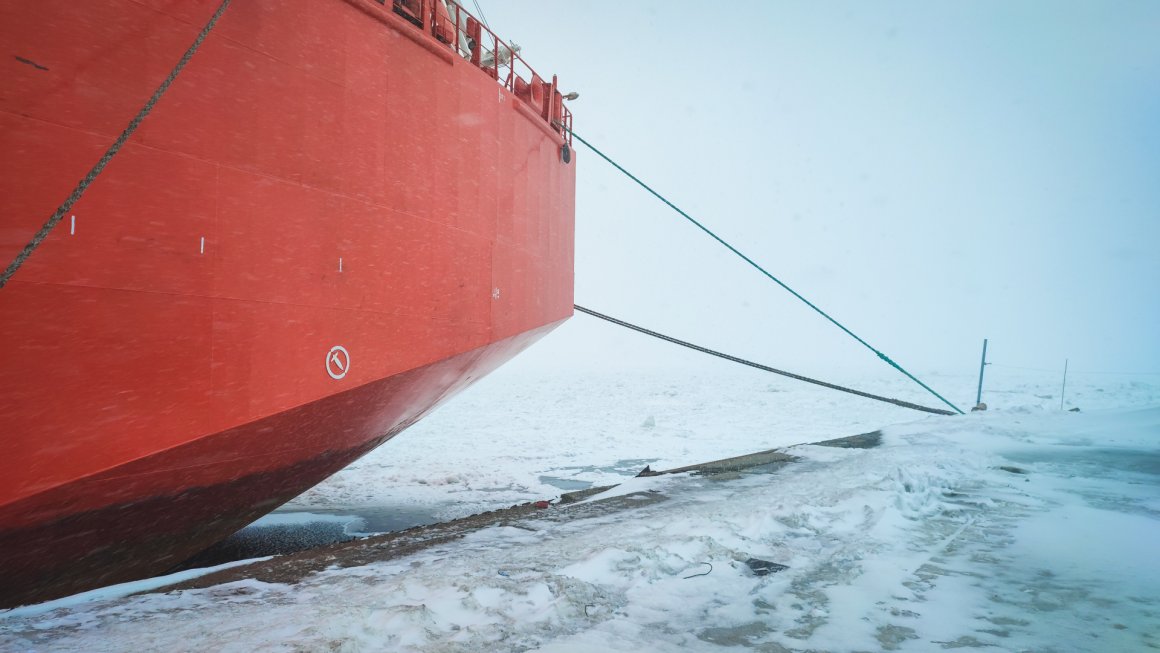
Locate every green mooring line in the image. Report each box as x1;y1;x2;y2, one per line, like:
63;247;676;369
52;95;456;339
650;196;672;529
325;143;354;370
575;305;956;417
569;130;964;415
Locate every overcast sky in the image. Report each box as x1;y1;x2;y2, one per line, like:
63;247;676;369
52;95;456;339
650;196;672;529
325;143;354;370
476;1;1160;385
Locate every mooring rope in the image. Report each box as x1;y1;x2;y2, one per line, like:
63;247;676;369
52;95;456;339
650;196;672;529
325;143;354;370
568;131;963;415
0;0;233;290
574;305;956;416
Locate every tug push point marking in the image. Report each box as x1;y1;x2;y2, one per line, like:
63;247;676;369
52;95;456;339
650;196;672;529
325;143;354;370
326;345;350;380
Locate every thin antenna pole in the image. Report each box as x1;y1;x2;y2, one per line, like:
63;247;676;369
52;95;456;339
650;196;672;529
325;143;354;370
975;338;988;407
1060;359;1068;410
471;0;491;28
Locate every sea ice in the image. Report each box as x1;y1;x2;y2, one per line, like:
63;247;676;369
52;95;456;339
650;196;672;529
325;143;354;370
2;367;1157;652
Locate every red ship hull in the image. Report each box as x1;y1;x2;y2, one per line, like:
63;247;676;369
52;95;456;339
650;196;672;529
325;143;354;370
0;0;575;607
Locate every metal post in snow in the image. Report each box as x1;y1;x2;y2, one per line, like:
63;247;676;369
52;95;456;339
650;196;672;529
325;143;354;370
1061;359;1068;410
975;338;988;408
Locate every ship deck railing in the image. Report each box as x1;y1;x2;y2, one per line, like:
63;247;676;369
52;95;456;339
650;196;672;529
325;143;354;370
380;0;573;145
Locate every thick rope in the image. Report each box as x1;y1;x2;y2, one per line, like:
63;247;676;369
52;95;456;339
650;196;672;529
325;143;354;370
0;0;233;290
575;305;955;417
568;131;964;415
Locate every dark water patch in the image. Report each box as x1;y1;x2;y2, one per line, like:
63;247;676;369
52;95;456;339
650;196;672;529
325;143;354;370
539;475;593;491
540;459;660;484
813;430;883;449
697;621;771;647
326;505;444;533
177;505;443;570
1003;448;1160;479
554;459;659;475
177;520;355;569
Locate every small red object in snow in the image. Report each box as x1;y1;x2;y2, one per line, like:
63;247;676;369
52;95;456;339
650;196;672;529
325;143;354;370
534;501;550;509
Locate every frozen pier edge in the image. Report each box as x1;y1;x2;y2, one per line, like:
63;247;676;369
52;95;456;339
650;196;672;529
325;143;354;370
162;430;881;593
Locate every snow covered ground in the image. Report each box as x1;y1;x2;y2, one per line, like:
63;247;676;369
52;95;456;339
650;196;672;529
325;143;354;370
284;365;1160;523
2;366;1158;652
